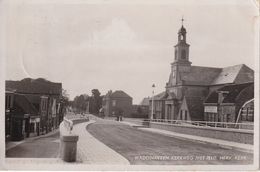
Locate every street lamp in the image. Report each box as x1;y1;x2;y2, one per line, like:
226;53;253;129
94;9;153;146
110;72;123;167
151;84;155;120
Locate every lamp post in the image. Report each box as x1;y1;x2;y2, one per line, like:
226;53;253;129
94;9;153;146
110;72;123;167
151;84;155;120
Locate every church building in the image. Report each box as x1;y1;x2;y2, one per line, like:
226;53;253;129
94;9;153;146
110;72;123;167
149;20;254;122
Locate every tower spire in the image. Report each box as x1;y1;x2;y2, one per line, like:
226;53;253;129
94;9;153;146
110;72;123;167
181;16;184;26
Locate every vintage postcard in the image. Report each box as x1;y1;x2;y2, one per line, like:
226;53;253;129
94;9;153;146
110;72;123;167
0;0;259;171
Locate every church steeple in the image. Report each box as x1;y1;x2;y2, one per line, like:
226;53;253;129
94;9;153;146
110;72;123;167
173;17;191;65
167;17;192;87
178;17;187;43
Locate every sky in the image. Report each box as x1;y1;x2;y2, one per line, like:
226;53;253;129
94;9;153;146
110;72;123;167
4;0;258;103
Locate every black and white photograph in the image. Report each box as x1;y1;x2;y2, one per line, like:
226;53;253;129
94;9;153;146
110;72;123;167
1;0;259;171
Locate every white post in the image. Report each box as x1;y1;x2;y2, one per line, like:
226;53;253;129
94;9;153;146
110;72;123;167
34;122;37;134
151;84;155;120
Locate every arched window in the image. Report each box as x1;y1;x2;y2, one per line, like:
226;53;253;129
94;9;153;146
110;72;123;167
181;50;186;59
175;50;177;60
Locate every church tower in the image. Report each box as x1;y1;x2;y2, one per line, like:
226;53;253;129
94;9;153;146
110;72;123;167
174;24;191;65
168;18;192;87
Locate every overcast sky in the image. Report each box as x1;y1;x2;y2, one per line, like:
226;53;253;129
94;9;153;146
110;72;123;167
5;0;258;103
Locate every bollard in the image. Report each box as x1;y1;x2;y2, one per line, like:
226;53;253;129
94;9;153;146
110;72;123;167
60;135;79;162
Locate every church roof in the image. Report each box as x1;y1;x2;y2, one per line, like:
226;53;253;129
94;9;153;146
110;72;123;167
178;64;254;86
178;25;187;33
211;64;253;85
181;66;221;85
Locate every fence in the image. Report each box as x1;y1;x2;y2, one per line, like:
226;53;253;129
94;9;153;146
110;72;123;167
144;119;254;131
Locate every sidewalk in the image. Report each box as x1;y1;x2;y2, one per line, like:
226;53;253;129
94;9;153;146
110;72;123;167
5;120;129;168
72;120;130;165
6;129;60;151
122;121;253;153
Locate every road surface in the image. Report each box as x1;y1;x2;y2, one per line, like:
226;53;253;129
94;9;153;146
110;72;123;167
6;131;60;158
87;119;253;165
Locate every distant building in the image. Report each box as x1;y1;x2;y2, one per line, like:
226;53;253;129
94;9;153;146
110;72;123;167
5;78;63;140
149;92;166;119
204;82;254;123
102;90;133;117
149;21;254;122
132;97;150;118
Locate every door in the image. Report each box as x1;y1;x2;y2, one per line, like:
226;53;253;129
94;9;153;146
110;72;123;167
168;105;173;120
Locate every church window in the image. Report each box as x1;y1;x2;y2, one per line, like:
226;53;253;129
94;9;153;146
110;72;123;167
181;50;186;59
181;35;184;41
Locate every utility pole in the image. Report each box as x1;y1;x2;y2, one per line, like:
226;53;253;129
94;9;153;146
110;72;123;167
151;84;155;120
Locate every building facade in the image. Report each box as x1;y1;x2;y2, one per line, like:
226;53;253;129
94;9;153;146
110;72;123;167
102;90;133;117
204;83;254;123
5;78;64;140
149;22;254;122
5;90;39;141
149;92;166;119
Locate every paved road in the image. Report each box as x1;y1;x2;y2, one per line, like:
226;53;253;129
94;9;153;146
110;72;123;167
6;132;60;158
87;120;253;165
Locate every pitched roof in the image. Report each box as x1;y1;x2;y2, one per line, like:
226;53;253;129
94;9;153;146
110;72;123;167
153;91;167;100
140;97;150;106
110;90;132;98
211;64;253;85
6;78;62;95
14;94;38;115
165;92;177;99
205;82;254;103
181;66;221;85
178;64;254;86
185;96;204;121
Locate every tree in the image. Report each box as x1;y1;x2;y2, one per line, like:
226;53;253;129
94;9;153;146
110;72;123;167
61;89;70;107
90;89;102;114
92;89;101;98
72;94;89;113
59;89;70;121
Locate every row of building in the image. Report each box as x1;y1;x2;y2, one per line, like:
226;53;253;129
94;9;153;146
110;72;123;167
148;23;254;126
82;90;149;118
5;78;65;141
